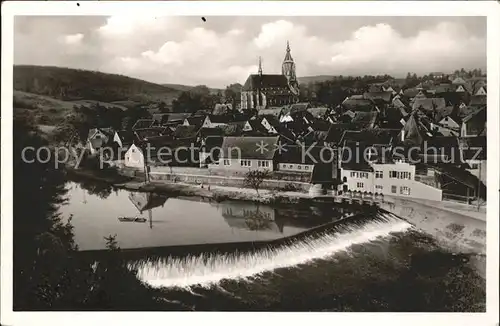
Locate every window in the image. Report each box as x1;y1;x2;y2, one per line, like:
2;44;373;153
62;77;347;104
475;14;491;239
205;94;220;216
289;165;293;168
351;172;356;178
400;186;411;195
375;185;383;190
131;148;136;153
470;163;479;169
240;160;251;167
258;161;269;168
357;182;364;188
375;171;383;178
282;164;287;169
305;166;309;170
298;165;302;170
389;171;411;180
224;159;230;166
391;186;397;193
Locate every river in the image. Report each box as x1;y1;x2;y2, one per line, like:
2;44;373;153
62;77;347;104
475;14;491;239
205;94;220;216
60;181;486;311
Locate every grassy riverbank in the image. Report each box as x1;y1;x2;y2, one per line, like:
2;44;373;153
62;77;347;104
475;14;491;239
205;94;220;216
66;167;319;206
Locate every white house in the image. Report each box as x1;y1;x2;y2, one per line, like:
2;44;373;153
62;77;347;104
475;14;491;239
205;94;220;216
340;161;443;201
211;136;279;173
124;143;145;169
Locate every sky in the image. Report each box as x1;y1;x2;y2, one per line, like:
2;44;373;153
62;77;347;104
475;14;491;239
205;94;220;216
14;16;486;88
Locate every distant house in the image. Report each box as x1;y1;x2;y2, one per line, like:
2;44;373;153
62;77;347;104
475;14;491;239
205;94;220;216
87;127;115;155
468;95;487;108
351;111;379;129
276;144;337;180
199;136;224;168
412;97;446;115
461;107;486;137
459;136;486;184
338;140;443;201
132;119;155;131
134;126;171;142
212;103;233;116
363;91;392;105
213;136;280;172
306;107;330;120
257;107;284;119
242;117;269;136
341;97;375;112
124;143;146;169
438;113;461;131
202;115;230;128
182;116;205;129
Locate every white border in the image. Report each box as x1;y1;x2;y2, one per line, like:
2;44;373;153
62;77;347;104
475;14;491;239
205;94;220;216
1;2;499;326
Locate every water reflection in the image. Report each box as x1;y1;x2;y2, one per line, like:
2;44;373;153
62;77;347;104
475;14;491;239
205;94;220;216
61;182;343;251
216;202;283;233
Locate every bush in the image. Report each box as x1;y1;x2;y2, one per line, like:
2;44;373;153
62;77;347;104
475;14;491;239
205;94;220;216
282;183;300;192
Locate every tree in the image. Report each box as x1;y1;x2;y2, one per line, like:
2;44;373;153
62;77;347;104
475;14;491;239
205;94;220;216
244;170;271;196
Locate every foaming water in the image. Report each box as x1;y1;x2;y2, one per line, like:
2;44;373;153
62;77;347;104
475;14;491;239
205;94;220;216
131;214;412;289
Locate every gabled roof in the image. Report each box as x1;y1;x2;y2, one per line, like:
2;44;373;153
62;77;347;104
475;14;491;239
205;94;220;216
212;103;233;116
412;97;446;112
258;108;283;118
325;123;353;144
173;125;199;139
341;97;375;111
152;113;170;125
363;91;392;103
132;119;155;130
459;135;486;160
184;116;205;129
242;74;291;91
307;107;330;119
403;88;419;98
134;127;170;141
289;102;311;115
462;106;486;124
340;129;398;147
87;127;115;140
435;106;458;123
277;145;335;165
167;113;191;122
220;136;280;160
340;140;374;172
351;111;378;129
469;95;487;107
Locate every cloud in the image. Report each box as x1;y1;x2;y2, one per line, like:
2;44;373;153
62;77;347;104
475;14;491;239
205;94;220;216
60;33;84;45
14;17;486;88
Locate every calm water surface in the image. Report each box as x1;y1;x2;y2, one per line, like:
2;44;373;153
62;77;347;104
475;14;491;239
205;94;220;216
61;181;486;312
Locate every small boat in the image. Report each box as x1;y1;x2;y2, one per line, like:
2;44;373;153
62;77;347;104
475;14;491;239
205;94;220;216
118;217;147;223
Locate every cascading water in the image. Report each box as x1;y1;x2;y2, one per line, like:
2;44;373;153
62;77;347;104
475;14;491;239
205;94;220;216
130;213;412;289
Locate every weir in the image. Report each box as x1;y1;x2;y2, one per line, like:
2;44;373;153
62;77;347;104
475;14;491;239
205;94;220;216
124;211;412;289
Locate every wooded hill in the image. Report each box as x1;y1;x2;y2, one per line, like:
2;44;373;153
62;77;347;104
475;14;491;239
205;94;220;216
14;65;182;105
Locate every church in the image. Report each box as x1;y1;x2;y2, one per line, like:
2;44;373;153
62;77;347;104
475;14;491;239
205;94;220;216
240;41;300;111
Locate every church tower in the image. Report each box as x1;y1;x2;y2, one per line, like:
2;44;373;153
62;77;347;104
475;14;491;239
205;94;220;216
282;41;299;95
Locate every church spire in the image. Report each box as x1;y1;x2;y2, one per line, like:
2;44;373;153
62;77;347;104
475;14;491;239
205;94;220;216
282;41;299;95
258;56;263;76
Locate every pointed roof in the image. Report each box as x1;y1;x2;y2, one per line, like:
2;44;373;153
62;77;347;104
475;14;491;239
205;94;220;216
283;40;293;62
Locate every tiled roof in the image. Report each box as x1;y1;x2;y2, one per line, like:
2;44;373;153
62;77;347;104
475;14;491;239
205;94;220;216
340;129;398;146
307;107;330;119
220;136;280;160
173;125;199;139
132;119;155;130
412;97;446;112
242;74;290;91
341;97;375;111
351;111;378;129
277;145;335;165
258;108;283;118
469;95;487;107
363;91;392;103
325;123;353;144
212;104;233;116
